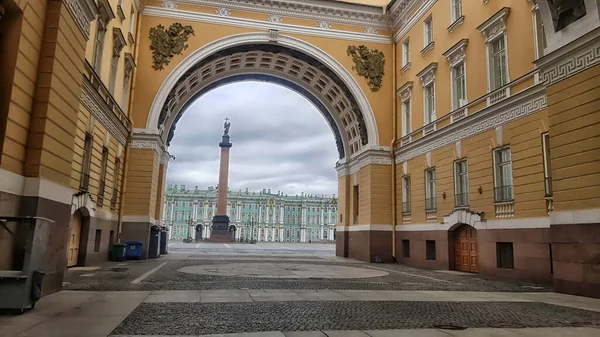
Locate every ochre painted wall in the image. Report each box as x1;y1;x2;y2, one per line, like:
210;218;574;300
547;65;600;212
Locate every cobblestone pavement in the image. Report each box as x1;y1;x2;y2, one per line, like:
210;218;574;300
111;301;600;336
19;242;594;337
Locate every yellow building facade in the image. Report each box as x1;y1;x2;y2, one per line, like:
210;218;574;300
0;0;598;297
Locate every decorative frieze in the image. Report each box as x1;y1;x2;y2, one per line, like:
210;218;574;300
178;0;386;29
317;21;331;29
267;14;283;24
537;27;600;85
162;0;178;9
364;27;378;35
216;8;231;16
130;133;166;157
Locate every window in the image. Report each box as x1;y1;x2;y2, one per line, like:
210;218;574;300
451;62;467;109
402;240;410;258
353;185;359;224
425;168;436;210
98;147;109;206
496;242;514;269
92;19;107;73
402;176;411;214
542;133;552;197
451;0;462;23
454;160;468;207
494;147;513;202
533;7;547;59
402;39;410;67
423;16;433;46
426;240;436;260
94;230;102;252
424;83;435;124
402;98;411;136
489;37;508;91
80;133;93;191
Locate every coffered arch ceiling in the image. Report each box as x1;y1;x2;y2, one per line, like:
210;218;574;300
153;35;379;160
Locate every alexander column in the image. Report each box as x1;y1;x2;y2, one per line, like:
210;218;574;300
210;118;233;242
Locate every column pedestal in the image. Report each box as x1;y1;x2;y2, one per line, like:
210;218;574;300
209;215;233;242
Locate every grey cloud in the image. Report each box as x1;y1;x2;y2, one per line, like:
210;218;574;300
167;82;338;196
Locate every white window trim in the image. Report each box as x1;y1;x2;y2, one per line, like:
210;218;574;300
397;81;413;137
402;39;410;67
450;61;468;111
423;15;433;47
492;146;514;202
425;168;436;210
449;0;463;30
442;39;469;122
478;8;511;94
454;159;469;207
416;63;437;126
423;82;436;125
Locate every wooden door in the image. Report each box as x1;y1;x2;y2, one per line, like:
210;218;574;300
454;225;478;273
67;213;82;267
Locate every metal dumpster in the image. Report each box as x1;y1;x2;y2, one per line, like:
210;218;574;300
159;226;168;255
148;226;160;259
0;217;54;313
109;243;126;261
124;241;143;260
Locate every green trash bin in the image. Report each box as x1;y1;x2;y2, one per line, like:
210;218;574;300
109;243;126;262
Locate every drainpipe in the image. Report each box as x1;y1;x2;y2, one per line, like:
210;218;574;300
385;7;397;260
116;131;131;243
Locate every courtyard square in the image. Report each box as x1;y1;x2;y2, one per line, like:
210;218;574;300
2;243;600;337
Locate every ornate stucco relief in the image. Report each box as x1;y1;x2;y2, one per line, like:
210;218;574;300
149;23;195;70
347;45;385;92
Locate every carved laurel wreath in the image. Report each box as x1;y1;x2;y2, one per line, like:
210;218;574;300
149;23;195;71
347;45;385;93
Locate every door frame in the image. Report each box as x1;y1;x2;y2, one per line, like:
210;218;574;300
449;223;478;273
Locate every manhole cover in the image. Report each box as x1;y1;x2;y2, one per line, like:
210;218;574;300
433;324;467;330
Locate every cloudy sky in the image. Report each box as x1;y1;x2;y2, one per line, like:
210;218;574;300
166;82;339;197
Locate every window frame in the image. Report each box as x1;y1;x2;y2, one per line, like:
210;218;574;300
487;34;510;92
423;82;436;124
451;61;467;110
402;239;410;258
426;240;436;260
496;242;514;269
425;168;436;210
402;175;411;214
80;133;93;191
423;16;433;47
451;0;462;23
402;39;410;67
401;97;411;136
493;146;514;202
454;159;469;208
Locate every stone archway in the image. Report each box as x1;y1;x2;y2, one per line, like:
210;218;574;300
143;32;380;160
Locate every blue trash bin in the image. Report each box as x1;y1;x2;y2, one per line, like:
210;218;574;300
124;241;143;260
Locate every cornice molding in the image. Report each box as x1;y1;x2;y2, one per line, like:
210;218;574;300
536;27;600;86
178;0;386;28
393;0;437;43
63;0;98;40
477;7;510;42
143;6;392;44
394;85;547;164
416;62;437;86
130;133;166;157
443;38;468;67
337;148;392;177
396;81;413;101
80;79;129;146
